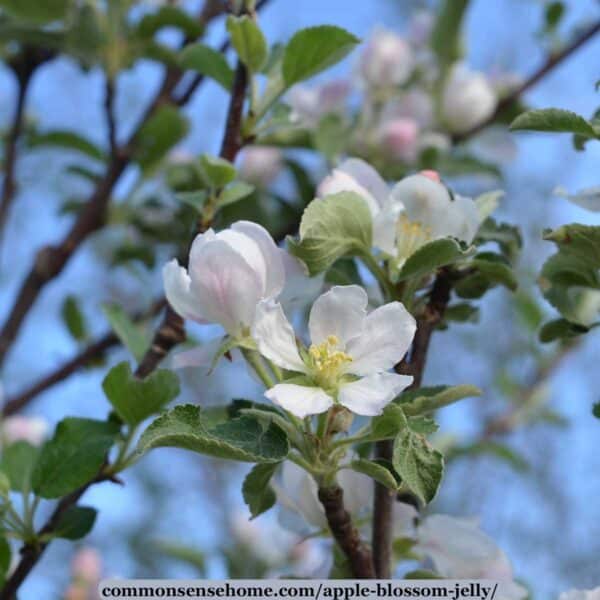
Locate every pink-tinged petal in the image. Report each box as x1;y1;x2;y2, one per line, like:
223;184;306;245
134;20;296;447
214;229;268;290
252;301;306;372
231;221;285;297
308;285;368;347
162;259;208;324
345;302;416;375
189;239;263;336
336;158;390;208
317;169;380;216
265;384;333;418
338;373;413;416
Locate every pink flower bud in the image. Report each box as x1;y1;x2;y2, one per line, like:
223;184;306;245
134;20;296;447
379;118;419;162
419;170;441;182
71;547;102;583
2;416;47;446
360;29;414;88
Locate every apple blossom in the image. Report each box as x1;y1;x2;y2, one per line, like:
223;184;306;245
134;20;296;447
288;80;350;128
416;515;527;600
441;63;497;134
239;146;283;188
1;415;48;446
359;28;414;89
252;285;415;418
317;158;399;255
163;221;285;340
559;588;600;600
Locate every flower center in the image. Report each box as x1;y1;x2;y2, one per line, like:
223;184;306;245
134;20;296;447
307;335;352;389
395;214;432;266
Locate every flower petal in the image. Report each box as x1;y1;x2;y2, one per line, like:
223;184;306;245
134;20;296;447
373;202;402;256
337;158;390;209
265;384;333;418
338;373;413;416
162;259;208;323
188;239;263;336
345;302;416;375
252;300;306;372
231;221;285;297
278;250;324;312
308;285;368;347
445;194;481;243
317;168;380;216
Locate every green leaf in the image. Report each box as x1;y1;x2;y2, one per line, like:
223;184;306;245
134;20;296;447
539;318;590;343
179;43;234;90
61;295;87;342
0;538;9;578
0;0;70;23
449;441;529;472
369;403;407;441
29;130;105;162
153;541;206;575
443;302;479;324
199;154;236;188
287;192;372;275
242;463;279;518
476;218;522;264
282;25;359;86
326;258;361;286
399;384;481;416
313;114;349;162
350;459;400;490
32;419;120;499
592;402;600;419
404;569;442;579
101;304;149;362
471;254;518;291
510;109;597;137
544;2;564;32
102;362;180;427
392;429;444;504
134;106;189;173
176;190;208;213
218;182;255;208
407;416;439;435
226;15;268;72
0;442;39;492
430;0;469;69
54;506;97;540
137;6;204;39
137;405;289;463
398;238;474;282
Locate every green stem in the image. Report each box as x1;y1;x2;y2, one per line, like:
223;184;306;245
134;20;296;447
359;252;395;301
241;349;275;388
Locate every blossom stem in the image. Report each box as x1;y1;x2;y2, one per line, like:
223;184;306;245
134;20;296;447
359;252;395;301
241;349;275;388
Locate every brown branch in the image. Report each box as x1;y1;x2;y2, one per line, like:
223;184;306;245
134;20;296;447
318;486;375;578
453;19;600;143
104;77;118;156
372;271;452;578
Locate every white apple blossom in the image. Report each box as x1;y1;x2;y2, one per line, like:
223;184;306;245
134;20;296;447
416;515;527;600
252;285;415;418
317;158;400;255
559;588;600;600
441;63;497;134
1;416;48;446
164;221;285;349
239;146;283;188
288;80;350;128
359;28;414;89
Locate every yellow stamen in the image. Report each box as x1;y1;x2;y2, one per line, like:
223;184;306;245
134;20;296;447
307;335;352;389
395;214;432;266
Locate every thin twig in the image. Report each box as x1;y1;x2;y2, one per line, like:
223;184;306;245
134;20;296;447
372;271;452;578
453;19;600;143
104;77;118;156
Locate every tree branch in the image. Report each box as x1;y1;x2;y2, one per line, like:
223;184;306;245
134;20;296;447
318;485;375;578
372;271;452;578
453;19;600;143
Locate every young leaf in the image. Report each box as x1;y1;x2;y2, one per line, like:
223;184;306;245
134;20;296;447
0;538;10;579
134;106;189;173
397;238;474;282
102;362;180;426
218;182;255;208
137;405;289;463
179;43;234;90
510;108;598;137
282;26;359;86
29;130;106;162
538;318;590;343
0;442;39;492
226;15;268;72
287;192;373;275
61;295;87;342
0;0;70;24
54;506;98;540
399;384;481;416
32;419;120;499
242;463;279;518
199;154;237;188
350;459;400;490
137;6;205;39
392;429;444;504
101;304;149;362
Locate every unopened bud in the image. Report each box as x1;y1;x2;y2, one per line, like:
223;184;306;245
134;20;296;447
360;29;414;89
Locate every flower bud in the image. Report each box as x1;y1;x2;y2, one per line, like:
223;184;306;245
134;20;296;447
288;80;350;128
378;118;419;162
441;64;497;133
1;416;48;446
360;29;414;89
239;146;282;188
71;547;102;583
419;169;441;182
